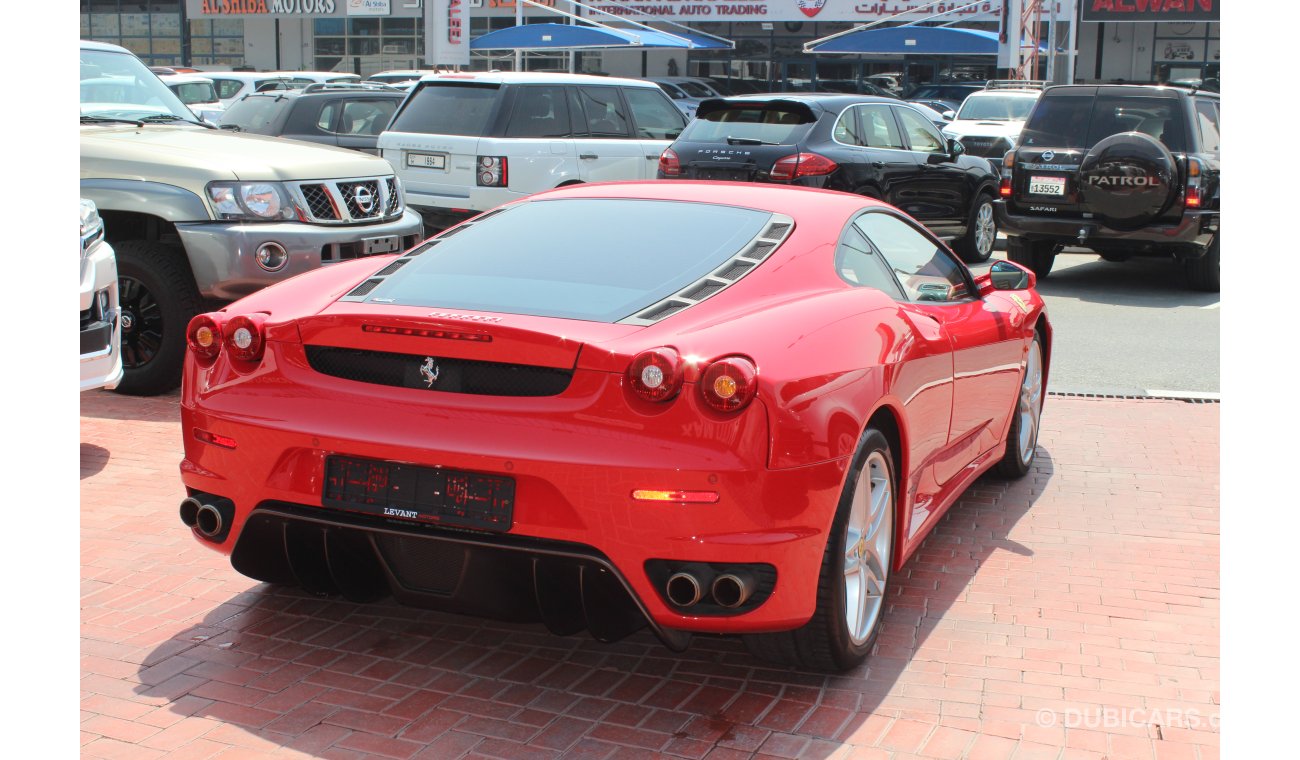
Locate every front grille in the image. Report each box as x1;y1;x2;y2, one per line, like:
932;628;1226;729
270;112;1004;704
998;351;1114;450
305;346;573;397
293;176;402;224
80;307;94;331
961;136;1011;158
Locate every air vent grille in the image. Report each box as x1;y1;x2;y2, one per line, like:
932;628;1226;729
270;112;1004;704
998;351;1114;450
346;278;384;298
375;259;408;277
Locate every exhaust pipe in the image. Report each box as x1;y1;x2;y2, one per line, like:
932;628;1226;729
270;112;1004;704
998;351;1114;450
195;503;224;538
179;497;202;528
712;571;756;609
666;572;704;607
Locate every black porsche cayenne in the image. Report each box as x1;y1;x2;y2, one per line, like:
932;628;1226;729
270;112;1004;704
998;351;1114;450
659;94;1002;263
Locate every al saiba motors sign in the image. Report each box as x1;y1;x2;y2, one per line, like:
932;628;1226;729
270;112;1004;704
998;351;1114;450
1082;0;1219;22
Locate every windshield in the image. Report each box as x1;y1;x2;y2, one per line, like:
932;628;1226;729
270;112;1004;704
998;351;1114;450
169;82;218;105
957;94;1037;121
363;199;773;322
80;48;195;121
678;103;816;145
676;81;714;98
1019;93;1188;152
389;82;499;136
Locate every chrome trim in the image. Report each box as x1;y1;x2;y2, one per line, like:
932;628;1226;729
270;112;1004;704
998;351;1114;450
288;175;406;224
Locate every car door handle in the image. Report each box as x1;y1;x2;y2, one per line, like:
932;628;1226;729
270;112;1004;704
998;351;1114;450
646;155;660;160
870;161;885;168
579;153;599;160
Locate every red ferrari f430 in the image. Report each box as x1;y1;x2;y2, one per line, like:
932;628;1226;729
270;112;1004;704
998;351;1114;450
179;182;1050;671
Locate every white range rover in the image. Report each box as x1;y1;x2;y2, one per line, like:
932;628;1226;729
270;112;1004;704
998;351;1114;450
380;72;688;230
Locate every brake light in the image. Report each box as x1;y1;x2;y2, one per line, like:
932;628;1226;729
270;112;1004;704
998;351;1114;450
628;347;684;402
193;428;237;449
659;148;682;177
223;314;267;363
631;489;720;504
186;313;224;362
770;153;837;181
699;356;758;413
1000;149;1014;198
477;156;508;187
1185;157;1202;208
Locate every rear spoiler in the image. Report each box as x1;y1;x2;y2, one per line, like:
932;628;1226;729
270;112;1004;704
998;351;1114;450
695;98;820;123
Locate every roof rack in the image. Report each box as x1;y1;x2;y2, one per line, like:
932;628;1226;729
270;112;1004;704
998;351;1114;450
984;79;1048;90
300;82;404;94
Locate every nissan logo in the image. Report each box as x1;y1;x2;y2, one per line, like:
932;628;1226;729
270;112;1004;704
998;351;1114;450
353;185;376;213
1040;150;1055;161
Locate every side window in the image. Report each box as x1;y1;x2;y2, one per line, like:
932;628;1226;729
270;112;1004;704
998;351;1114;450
213;79;243;100
624;87;685;140
836;221;906;299
895;106;946;153
578;87;630;138
860;105;905;149
339;99;397;135
855;213;971;302
316;101;338;132
1195;99;1220;154
506;86;571;138
832;108;862;145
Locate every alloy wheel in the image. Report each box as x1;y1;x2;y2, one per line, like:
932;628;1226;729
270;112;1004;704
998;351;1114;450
118;275;165;370
843;450;894;646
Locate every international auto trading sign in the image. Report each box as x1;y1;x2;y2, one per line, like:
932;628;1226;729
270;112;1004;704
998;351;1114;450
1081;0;1219;23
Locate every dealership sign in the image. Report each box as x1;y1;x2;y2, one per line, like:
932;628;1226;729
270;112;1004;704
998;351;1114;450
1081;0;1219;23
187;0;422;16
427;0;471;66
573;1;1004;23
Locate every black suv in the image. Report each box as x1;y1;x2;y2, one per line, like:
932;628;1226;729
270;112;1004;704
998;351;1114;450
659;95;1002;263
994;84;1221;291
218;83;406;155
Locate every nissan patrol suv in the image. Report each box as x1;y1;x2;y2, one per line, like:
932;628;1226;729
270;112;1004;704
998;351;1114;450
81;40;424;395
993;84;1220;291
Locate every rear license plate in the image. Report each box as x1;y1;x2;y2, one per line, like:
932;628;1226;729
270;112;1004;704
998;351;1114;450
363;235;400;254
697;167;752;182
322;456;515;532
406;152;446;169
1029;176;1067;196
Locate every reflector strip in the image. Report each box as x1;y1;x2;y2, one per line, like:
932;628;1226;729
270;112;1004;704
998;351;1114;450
362;324;492;342
194;428;237;449
631;490;720;504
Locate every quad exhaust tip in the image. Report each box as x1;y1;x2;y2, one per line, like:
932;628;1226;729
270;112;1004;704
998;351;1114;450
195;504;224;538
179;495;234;540
665;572;703;607
711;572;756;609
179;497;202;528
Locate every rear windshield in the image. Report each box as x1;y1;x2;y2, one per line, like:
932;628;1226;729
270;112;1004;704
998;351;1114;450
1020;93;1187;152
170;82;218;105
220;96;287;133
364;199;773;322
678;104;816;146
957;94;1037;121
388;82;499;136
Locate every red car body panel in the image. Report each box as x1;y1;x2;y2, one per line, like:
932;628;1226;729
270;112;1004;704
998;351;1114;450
179;181;1050;638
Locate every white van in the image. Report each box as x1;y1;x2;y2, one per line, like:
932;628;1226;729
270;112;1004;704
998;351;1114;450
379;72;687;229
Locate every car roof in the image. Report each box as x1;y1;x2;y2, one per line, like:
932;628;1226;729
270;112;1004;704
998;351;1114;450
207;72;293;83
965;89;1040;98
159;73;214;85
718;93;898;108
81;39;132;54
417;71;662;88
1043;83;1217;99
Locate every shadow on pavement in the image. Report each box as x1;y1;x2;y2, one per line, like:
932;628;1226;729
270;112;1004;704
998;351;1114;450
81;443;110;479
132;451;1055;757
1037;253;1218;309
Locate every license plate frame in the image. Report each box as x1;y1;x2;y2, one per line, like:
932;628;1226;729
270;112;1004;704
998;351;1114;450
322;455;515;532
406;152;447;170
362;235;400;255
1028;175;1068;196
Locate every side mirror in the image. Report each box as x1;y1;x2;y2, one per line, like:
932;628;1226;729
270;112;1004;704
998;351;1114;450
975;259;1035;295
948;138;965;158
943;110;956;120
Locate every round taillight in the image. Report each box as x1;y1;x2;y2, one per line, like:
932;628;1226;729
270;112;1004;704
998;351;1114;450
186;313;224;362
700;356;758;412
223;314;266;363
659;148;682;177
628;347;684;402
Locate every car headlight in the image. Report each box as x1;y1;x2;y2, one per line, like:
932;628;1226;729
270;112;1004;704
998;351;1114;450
80;198;104;258
206;182;298;221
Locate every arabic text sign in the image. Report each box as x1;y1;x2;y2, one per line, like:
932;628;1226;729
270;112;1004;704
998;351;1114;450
578;0;1002;23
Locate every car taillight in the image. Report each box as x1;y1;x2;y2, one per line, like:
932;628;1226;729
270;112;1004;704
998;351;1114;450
186;313;224;362
699;356;758;413
1000;149;1015;198
1185;157;1202;208
477;156;508;187
770;153;837;181
659;148;682;177
223;314;267;363
628;347;684;402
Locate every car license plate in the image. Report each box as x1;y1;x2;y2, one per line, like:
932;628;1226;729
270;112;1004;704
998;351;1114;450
406;152;446;170
363;235;400;255
1029;176;1067;196
322;456;515;532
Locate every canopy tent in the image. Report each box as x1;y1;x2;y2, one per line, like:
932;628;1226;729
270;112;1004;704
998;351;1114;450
471;23;731;52
806;26;1045;56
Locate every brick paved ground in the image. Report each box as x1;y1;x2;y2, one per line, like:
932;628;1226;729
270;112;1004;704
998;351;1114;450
80;391;1219;760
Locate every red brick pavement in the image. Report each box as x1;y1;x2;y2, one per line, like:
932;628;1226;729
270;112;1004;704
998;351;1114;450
80;391;1219;760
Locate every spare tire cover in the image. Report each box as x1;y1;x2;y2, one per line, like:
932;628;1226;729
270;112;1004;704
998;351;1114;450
1078;132;1177;230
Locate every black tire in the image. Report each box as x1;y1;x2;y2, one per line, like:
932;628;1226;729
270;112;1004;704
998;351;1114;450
1006;236;1058;281
955;192;997;263
745;428;896;672
1185;236;1219;292
994;333;1045;479
113;240;202;396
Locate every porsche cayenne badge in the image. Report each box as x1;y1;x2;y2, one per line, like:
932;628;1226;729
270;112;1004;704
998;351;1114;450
419;357;439;387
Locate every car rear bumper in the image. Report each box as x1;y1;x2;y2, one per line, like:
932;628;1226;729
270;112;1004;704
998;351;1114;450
994;200;1219;253
80;239;122;392
179;343;845;639
175;209;425;300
